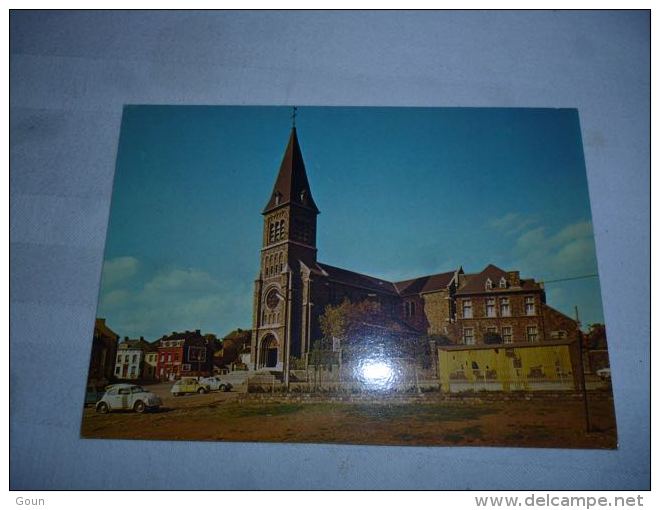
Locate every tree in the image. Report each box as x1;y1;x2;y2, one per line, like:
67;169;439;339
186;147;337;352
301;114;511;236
317;298;433;392
585;323;607;350
220;328;252;366
483;332;503;345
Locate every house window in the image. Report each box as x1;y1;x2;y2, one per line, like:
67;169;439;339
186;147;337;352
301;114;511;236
167;354;172;362
486;298;496;317
551;330;567;340
463;328;475;345
115;366;120;375
160;354;165;362
500;297;510;317
462;299;473;318
502;326;513;344
527;325;538;342
499;277;507;288
132;354;137;363
404;301;416;318
404;300;416;318
525;296;536;316
485;278;492;290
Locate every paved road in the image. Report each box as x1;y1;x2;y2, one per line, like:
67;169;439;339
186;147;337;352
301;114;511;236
140;382;240;410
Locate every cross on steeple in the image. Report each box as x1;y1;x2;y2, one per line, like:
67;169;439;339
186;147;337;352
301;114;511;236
291;106;297;128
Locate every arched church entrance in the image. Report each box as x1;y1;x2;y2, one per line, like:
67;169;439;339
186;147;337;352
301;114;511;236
259;334;279;368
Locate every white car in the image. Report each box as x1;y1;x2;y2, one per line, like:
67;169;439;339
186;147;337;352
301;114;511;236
596;368;612;381
198;376;233;392
96;384;162;413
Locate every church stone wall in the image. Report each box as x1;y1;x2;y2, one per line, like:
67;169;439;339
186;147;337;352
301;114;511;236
423;290;453;336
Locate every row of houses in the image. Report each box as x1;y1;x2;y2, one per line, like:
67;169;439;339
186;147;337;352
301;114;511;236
86;320;252;388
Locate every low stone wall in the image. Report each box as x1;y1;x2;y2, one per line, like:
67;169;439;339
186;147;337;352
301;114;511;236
237;388;614;405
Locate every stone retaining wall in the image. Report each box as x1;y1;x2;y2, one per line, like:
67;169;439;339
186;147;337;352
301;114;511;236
237;389;614;405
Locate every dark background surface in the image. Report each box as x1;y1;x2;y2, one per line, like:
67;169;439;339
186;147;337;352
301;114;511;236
9;10;650;489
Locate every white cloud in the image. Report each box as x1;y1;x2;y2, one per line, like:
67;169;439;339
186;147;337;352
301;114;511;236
512;220;597;280
101;256;139;287
98;263;252;339
488;212;537;235
143;268;221;294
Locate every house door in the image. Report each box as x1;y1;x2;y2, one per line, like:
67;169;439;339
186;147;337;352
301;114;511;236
260;334;279;368
266;347;278;367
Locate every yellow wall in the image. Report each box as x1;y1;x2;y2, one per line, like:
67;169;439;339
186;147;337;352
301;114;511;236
438;344;576;392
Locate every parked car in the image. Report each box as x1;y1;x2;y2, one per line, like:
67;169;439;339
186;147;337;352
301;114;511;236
198;376;233;392
96;384;162;413
171;377;210;396
84;386;103;407
596;368;612;380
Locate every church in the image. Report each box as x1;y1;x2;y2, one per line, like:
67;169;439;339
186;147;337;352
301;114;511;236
249;127;581;383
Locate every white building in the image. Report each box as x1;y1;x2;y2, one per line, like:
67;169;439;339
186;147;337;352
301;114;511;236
114;338;151;380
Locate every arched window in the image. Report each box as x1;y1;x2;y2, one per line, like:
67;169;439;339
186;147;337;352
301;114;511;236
269;222;276;243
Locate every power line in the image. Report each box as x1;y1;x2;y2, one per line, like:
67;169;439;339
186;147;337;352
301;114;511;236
542;274;599;284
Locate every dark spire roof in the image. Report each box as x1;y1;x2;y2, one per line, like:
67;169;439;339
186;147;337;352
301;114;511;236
263;128;319;214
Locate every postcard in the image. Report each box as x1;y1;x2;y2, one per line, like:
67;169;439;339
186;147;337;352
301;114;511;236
81;106;616;448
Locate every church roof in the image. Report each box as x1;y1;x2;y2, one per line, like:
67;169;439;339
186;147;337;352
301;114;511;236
394;270;457;296
317;262;399;295
263;128;319;214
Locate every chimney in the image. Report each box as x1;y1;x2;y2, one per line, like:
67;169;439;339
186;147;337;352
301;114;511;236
140;336;144;341
195;329;201;335
124;336;129;341
507;271;520;286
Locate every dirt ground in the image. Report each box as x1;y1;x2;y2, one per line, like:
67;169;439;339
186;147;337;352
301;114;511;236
80;383;617;449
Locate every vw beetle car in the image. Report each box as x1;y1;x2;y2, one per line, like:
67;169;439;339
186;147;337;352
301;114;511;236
96;384;162;413
171;377;210;396
198;376;233;392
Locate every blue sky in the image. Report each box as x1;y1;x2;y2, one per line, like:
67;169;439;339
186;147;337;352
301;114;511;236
98;106;604;339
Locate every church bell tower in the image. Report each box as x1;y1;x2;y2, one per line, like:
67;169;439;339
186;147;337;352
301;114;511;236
250;126;319;374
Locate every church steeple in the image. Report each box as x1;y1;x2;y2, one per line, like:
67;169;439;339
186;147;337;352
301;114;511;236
263;128;319;215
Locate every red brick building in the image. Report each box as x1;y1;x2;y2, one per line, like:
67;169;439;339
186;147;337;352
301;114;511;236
156;330;213;381
452;264;580;346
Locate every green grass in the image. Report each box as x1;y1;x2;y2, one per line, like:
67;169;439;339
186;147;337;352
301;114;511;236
229;403;305;417
460;425;483;439
206;400;498;426
344;403;498;422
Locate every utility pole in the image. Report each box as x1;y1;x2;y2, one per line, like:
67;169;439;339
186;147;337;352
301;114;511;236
283;270;293;391
575;305;592;433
